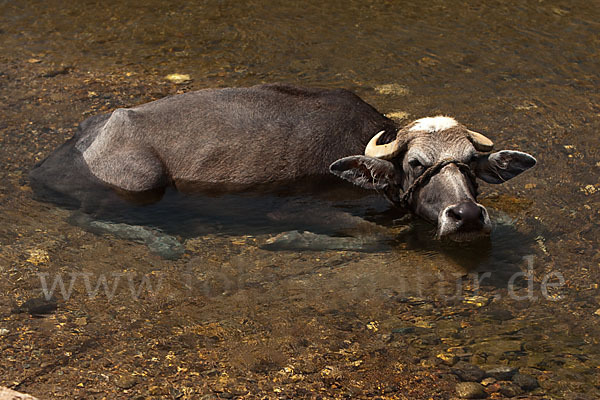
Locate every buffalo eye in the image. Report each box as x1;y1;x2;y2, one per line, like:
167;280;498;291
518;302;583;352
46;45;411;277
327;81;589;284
408;159;425;175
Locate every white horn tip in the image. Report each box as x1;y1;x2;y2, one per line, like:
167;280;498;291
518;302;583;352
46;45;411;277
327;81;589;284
364;130;385;155
467;129;494;152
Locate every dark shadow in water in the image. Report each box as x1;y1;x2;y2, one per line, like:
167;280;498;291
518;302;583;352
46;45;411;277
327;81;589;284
31;169;538;278
387;212;538;288
31;174;393;238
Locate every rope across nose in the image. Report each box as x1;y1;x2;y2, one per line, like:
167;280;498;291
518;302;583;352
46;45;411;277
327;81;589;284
398;159;478;209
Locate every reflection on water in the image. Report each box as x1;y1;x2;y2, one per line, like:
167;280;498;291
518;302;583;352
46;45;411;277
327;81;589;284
1;0;599;398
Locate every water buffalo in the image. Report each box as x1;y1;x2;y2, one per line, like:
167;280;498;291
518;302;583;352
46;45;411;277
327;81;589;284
30;83;536;241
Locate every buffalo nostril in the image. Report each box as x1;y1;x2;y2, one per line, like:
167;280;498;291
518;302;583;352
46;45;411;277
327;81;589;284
447;202;484;228
446;207;462;221
478;206;487;223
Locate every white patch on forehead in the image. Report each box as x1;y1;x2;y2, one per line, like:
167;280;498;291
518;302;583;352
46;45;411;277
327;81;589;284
409;116;458;133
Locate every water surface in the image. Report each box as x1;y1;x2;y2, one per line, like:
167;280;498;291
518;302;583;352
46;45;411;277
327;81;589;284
0;0;599;398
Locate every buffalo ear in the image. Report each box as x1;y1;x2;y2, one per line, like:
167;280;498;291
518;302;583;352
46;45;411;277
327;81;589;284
474;150;537;184
330;155;400;190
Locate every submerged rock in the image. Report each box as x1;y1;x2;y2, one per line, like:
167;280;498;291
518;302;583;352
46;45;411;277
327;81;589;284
452;361;486;382
455;382;487;399
492;210;517;226
11;296;57;316
485;308;515;321
391;327;416;335
480;377;496;386
261;230;385;252
385;110;410;121
165;73;191;84
437;352;459;366
512;372;539;391
498;382;523;397
25;248;50;265
485;366;518;381
68;212;184;259
115;374;138;389
374;83;409;96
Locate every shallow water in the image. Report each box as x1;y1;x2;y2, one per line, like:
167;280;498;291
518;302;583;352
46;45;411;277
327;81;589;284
1;0;599;398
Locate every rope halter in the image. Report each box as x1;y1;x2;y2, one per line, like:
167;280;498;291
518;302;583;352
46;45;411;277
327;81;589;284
395;159;478;209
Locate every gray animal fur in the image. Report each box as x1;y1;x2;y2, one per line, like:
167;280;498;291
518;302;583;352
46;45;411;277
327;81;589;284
79;84;397;192
30;83;536;240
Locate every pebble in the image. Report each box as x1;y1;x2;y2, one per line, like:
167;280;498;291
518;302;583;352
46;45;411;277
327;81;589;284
11;296;58;316
385;111;410;121
392;327;415;334
70;212;184;259
437;352;459;366
498;382;523;397
26;248;50;265
421;357;441;368
165;73;191;84
512;372;539;391
452;361;486;382
41;66;72;78
115;374;138;389
374;83;409;96
485;366;518;381
262;230;383;252
381;333;393;343
480;377;496;386
146;234;185;260
455;382;487;399
148;386;164;395
0;328;9;336
485;308;515;321
462;295;489;307
564;393;594;400
202;368;219;376
320;365;342;384
383;384;399;393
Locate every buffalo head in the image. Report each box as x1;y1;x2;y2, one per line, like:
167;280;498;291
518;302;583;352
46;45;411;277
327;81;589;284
330;116;536;241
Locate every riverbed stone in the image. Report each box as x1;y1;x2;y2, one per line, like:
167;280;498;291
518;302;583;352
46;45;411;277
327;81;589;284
498;381;523;397
485;308;515;321
375;83;409;96
471;340;522;360
165;73;191;83
115;374;138;389
421;357;441;368
512;372;539;390
146;234;185;260
452;361;486;382
485;366;518;381
480;377;496;386
69;212;184;259
437;352;460;366
391;327;416;335
455;382;487;398
11;296;57;316
261;230;383;252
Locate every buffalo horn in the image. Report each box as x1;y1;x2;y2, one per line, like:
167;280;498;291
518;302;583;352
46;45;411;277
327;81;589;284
364;130;402;159
467;129;494;152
